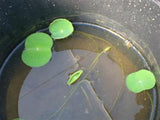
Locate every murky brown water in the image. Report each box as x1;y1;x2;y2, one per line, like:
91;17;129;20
2;23;155;120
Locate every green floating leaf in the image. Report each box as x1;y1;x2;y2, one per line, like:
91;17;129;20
13;118;24;120
49;18;74;39
126;69;156;93
21;48;52;67
25;32;53;49
22;32;53;67
67;70;84;85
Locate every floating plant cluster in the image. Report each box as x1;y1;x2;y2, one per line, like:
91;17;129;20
19;18;156;120
21;18;74;67
21;18;156;93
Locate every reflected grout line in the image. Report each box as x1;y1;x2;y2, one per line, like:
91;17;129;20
69;49;80;67
19;64;77;100
81;86;92;108
70;49;95;66
82;80;112;120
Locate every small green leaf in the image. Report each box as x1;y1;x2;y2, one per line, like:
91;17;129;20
25;32;53;49
13;118;24;120
126;69;156;93
67;70;84;85
21;48;52;67
22;32;53;67
49;18;74;39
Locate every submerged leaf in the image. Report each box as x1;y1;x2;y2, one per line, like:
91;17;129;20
67;70;84;85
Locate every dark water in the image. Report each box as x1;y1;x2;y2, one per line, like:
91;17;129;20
1;23;156;120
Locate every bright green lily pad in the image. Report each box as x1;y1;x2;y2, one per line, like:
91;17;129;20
25;32;53;49
126;69;156;93
21;48;52;67
49;18;74;39
67;70;84;85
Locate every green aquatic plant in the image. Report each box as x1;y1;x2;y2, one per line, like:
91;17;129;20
22;49;52;67
46;46;111;120
22;18;74;67
76;32;124;112
126;69;156;93
146;91;153;109
25;32;53;49
83;46;111;78
70;31;125;113
49;18;74;39
22;32;53;67
67;70;84;85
